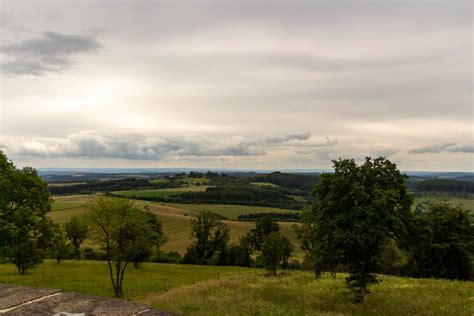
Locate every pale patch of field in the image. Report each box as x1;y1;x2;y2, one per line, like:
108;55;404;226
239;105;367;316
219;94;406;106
250;182;279;187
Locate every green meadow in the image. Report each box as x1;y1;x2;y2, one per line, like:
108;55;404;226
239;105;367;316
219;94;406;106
0;260;471;315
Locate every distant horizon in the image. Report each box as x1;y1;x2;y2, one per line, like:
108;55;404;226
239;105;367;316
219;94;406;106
36;166;474;175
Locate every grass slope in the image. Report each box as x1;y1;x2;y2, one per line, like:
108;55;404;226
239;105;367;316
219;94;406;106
0;260;254;301
0;261;471;315
144;272;473;315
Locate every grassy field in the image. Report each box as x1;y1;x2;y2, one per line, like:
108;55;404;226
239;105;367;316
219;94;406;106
0;260;254;301
48;196;304;257
165;203;296;220
0;260;471;315
144;271;474;315
414;195;474;213
113;186;210;198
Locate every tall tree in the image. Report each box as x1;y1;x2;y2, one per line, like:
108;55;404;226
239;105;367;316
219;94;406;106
87;195;156;297
183;212;230;265
64;216;88;259
261;232;293;276
0;152;52;274
248;215;280;251
50;223;71;264
129;205;166;268
305;157;413;302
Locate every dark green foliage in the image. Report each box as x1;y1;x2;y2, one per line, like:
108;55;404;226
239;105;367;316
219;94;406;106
87;195;159;297
237;212;301;222
227;236;254;267
0;152;52;274
248;215;280;251
306;157;414;302
82;247;106;260
64;216;88;259
49;177;182;195
416;178;474;194
261;232;294;276
405;203;473;280
150;251;183;264
183;212;230;265
132;185;305;209
130;205;166;268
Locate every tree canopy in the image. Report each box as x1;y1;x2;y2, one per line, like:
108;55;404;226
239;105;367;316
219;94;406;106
305;157;414;301
0;151;52;274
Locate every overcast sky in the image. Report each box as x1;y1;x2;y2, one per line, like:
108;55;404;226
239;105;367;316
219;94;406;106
0;0;472;171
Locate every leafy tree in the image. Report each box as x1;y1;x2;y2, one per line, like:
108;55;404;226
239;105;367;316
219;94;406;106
306;157;414;302
130;205;166;268
183;212;230;265
64;216;88;259
50;223;71;264
406;203;473;280
261;232;293;276
87;195;157;297
0;152;52;274
248;215;280;251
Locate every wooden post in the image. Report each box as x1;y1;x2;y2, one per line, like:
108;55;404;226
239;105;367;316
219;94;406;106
217;271;220;280
164;279;168;292
193;274;195;285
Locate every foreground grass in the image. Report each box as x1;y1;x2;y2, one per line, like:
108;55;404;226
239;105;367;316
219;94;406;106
1;260;471;315
0;260;254;301
143;272;474;315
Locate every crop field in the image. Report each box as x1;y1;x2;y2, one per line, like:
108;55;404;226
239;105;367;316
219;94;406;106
49;196;303;257
414;195;474;213
0;261;471;315
113;186;210;198
165;203;296;219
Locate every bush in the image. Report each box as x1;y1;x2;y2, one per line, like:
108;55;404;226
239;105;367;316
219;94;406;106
288;259;302;270
82;247;105;260
151;251;183;264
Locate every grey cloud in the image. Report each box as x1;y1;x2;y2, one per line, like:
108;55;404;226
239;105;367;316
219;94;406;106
0;31;101;75
408;143;474;154
8;132;341;160
265;132;310;144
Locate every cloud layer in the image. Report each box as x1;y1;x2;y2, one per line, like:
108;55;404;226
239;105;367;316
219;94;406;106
0;31;101;75
0;1;472;171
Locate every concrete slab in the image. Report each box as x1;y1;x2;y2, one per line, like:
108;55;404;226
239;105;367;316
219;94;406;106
0;284;172;316
0;284;61;310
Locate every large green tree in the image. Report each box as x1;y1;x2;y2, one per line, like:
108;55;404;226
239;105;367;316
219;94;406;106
183;212;230;265
87;195;157;297
0;152;52;274
306;157;413;301
248;215;280;251
261;232;293;276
